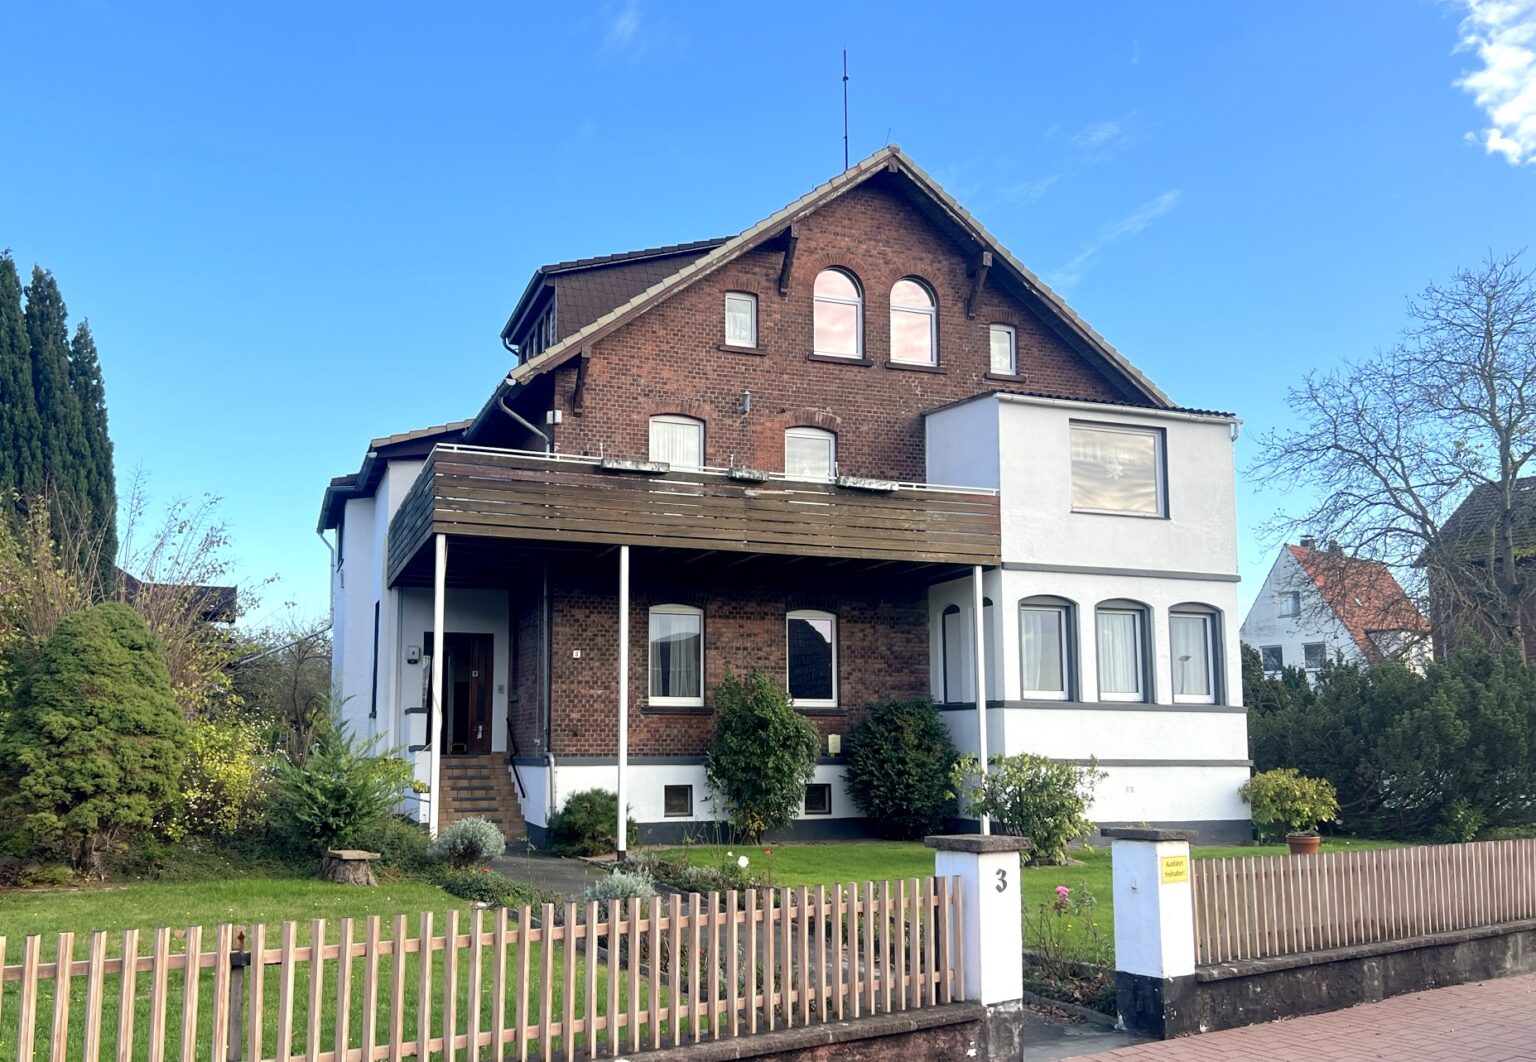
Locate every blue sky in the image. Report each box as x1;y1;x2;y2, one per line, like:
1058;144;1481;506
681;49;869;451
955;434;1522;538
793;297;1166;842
2;1;1533;626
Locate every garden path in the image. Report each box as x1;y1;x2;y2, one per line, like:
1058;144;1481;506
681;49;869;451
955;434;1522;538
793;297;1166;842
489;845;608;897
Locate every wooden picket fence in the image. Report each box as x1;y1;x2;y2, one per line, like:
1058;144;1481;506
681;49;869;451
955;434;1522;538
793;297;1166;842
0;876;962;1061
1193;839;1536;965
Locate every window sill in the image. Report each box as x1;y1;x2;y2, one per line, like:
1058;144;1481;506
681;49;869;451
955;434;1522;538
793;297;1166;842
718;343;767;356
884;360;946;374
985;371;1027;383
642;704;711;716
807;353;873;366
793;705;846;716
1071;508;1170;521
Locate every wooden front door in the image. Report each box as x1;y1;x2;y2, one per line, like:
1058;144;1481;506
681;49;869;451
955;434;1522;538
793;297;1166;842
427;632;494;755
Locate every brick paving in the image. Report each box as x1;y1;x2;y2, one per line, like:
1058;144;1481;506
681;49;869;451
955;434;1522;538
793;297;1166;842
1061;974;1536;1061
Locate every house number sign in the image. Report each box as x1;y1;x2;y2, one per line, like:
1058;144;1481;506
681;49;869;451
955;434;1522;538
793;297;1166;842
1159;855;1189;885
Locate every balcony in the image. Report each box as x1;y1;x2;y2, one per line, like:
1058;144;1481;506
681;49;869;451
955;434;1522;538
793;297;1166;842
386;446;1000;587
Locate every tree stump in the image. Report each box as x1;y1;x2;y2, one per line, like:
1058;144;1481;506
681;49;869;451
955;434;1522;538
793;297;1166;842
322;849;380;886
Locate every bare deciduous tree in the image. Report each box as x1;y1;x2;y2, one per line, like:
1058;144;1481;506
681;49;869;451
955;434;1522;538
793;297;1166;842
233;619;332;764
1254;253;1536;658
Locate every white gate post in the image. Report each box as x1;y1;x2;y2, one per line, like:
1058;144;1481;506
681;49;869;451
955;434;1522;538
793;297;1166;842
1104;827;1198;1038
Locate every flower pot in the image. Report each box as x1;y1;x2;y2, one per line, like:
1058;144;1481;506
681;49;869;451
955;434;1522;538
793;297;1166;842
1285;832;1322;856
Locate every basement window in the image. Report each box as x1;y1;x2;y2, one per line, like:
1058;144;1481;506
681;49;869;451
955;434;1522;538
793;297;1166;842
803;784;832;816
664;785;693;818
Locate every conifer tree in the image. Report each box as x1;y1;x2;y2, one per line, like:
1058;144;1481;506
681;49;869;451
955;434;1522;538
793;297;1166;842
22;268;87;509
70;320;116;569
0;254;42;496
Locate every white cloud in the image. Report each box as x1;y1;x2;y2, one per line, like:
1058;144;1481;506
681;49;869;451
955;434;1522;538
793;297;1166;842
598;0;647;60
1069;113;1142;163
1455;0;1536;165
997;174;1061;206
1054;190;1181;289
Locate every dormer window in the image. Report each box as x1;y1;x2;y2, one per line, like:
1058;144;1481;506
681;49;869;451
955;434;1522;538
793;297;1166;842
523;303;557;359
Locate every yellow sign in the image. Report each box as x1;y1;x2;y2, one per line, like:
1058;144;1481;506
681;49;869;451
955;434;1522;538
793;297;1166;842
1160;855;1190;884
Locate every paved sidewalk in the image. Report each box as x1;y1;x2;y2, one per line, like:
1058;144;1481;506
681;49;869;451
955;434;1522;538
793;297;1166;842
489;847;608;897
1061;973;1536;1061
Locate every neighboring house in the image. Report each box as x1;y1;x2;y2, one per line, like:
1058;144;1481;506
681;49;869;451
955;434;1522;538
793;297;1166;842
319;146;1252;845
1240;538;1427;675
116;566;238;624
1431;477;1536;661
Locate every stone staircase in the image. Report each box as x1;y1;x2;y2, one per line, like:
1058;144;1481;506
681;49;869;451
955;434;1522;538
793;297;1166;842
440;754;527;842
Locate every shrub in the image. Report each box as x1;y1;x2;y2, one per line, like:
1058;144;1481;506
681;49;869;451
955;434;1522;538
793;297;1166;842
433;866;541;907
547;789;637;857
1;603;186;874
426;817;506;866
162;715;274;841
273;724;414;855
16;863;75;889
952;753;1104;866
355;816;432;874
584;868;656;919
843;698;958;839
1240;768;1340;840
705;670;820;842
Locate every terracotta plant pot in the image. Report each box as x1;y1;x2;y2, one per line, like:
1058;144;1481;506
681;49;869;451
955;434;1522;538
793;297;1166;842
1286;832;1322;856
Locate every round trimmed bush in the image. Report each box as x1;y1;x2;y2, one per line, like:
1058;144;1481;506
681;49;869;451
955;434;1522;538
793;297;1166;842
843;698;959;839
547;789;637;856
426;817;506;866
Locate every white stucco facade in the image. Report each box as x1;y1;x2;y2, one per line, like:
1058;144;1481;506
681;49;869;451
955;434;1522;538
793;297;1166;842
1239;547;1363;674
924;394;1252;839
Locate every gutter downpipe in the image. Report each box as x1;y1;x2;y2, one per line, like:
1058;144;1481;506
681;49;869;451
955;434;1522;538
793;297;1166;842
499;392;552;454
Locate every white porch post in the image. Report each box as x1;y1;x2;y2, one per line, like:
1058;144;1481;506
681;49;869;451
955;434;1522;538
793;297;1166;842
972;565;990;835
430;533;448;838
617;545;630;859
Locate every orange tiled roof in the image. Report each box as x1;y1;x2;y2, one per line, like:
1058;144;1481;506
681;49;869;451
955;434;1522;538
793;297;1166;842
1288;544;1428;663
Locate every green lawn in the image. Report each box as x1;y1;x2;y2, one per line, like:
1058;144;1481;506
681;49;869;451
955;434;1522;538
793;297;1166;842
0;877;663;1060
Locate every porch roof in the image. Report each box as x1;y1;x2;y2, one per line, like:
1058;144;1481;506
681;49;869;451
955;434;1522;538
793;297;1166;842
385;446;1001;588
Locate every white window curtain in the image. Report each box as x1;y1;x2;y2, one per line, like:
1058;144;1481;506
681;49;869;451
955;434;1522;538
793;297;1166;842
1020;605;1068;698
649;607;702;704
989;325;1016;375
1096;609;1144;701
1170;613;1215;703
649;415;704;468
1070;425;1164;516
725;292;757;347
785;428;836;480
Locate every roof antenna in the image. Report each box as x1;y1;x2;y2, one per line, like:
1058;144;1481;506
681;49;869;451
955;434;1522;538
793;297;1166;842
842;49;850;170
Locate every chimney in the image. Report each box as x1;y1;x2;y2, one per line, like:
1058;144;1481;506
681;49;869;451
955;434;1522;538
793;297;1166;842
1328;539;1341;553
1299;535;1316;550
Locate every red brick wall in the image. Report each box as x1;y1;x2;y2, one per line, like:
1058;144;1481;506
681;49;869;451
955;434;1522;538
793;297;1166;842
542;560;930;758
543;177;1139;482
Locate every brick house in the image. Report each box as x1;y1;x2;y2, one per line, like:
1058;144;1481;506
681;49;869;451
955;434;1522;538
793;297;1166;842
320;146;1252;846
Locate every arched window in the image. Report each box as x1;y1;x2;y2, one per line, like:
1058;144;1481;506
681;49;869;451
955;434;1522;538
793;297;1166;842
649;604;703;706
813;268;863;359
941;603;968;703
982;596;997;702
1020;596;1075;701
1170;604;1221;704
890;278;937;366
1096;600;1150;702
649;414;704;468
785;427;837;480
787;609;837;707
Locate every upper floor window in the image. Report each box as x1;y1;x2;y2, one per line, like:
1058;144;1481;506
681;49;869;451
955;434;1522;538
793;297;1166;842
785;427;837;481
1020;597;1072;700
1070;423;1165;517
890;278;937;366
1278;591;1301;618
1303;642;1327;670
523;303;556;359
989;324;1017;375
649;604;703;706
725;291;758;348
787;609;837;708
649;415;704;469
813;268;863;359
1260;645;1284;673
1170;608;1218;704
1096;603;1149;702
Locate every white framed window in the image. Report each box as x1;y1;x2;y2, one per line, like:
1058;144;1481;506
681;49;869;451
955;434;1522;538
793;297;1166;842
989;324;1017;375
785;427;837;480
813;268;863;359
1096;606;1148;702
787;610;837;707
649;604;703;706
649;415;704;469
1260;645;1284;673
1278;591;1301;618
725;291;758;348
941;603;969;703
1020;599;1071;700
1070;423;1166;517
1304;642;1327;671
1170;611;1217;704
889;278;937;365
663;785;693;817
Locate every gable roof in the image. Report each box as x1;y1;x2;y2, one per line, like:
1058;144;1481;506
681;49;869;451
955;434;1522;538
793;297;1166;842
318;419;472;531
1288;543;1427;663
469;145;1175;437
1440;476;1536;554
